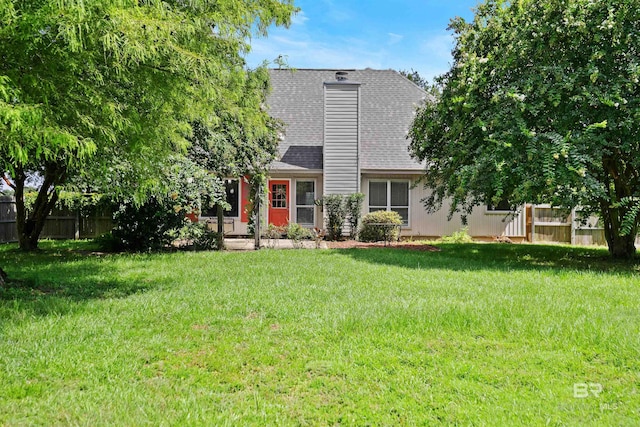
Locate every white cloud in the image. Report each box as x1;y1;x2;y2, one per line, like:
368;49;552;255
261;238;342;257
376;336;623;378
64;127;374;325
291;11;309;26
320;0;352;22
387;32;404;45
420;32;455;61
246;26;456;83
249;33;386;70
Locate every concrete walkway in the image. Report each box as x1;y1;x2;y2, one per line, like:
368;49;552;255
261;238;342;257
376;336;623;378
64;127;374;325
223;238;328;251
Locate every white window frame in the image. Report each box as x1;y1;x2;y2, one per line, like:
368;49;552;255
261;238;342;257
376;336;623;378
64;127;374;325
368;179;410;227
294;179;316;226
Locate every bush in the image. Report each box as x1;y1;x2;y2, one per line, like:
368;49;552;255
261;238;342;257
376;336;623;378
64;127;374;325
346;193;365;239
286;222;313;248
262;223;284;248
180;222;222;251
109;196;186;252
439;227;473;243
358;210;402;243
94;232;121;252
322;194;348;241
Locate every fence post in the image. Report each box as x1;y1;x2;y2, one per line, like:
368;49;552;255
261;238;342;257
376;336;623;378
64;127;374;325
75;209;80;240
570;207;576;245
531;205;536;243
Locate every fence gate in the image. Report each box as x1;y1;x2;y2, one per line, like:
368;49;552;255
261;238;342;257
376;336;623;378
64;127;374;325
530;204;639;246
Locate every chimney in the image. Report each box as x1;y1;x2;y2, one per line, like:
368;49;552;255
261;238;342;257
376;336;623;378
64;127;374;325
324;71;360;196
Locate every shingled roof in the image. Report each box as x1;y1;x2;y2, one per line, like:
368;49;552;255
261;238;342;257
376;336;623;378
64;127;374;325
267;69;427;171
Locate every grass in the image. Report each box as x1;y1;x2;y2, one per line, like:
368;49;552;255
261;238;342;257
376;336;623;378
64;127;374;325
1;241;639;425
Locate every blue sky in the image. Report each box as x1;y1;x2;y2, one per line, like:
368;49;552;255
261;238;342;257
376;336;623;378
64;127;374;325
245;0;481;82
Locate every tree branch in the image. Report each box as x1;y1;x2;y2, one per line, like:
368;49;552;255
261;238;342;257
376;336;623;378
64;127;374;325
2;174;15;190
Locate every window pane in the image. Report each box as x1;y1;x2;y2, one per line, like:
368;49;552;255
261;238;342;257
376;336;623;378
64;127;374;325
296;207;314;225
205;179;239;217
390;181;409;207
369;181;387;207
369;207;386;213
392;208;409;225
487;199;513;211
272;184;287;208
225;180;239;217
296;181;315;206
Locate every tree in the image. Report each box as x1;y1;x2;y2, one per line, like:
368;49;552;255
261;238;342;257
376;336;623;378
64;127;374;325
0;0;295;251
399;69;441;98
409;0;640;258
186;69;284;245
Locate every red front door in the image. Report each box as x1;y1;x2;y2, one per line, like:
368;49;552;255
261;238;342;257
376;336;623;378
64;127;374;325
268;180;290;226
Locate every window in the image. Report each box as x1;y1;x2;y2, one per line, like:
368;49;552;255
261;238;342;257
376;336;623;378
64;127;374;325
368;180;409;225
271;184;287;208
296;180;315;225
204;179;239;217
486;199;514;213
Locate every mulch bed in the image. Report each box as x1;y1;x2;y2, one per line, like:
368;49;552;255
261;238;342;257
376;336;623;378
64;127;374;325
326;240;441;252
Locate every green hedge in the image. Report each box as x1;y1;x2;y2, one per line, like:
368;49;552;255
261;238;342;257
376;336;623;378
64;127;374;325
358;210;402;242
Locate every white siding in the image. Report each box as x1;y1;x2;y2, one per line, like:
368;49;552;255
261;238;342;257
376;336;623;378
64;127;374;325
324;84;359;195
362;175;527;238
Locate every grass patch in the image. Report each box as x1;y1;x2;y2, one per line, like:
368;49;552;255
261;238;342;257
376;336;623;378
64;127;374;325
1;241;639;425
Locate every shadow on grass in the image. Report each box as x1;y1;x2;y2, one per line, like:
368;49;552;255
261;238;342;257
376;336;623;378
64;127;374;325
333;243;640;276
0;242;156;321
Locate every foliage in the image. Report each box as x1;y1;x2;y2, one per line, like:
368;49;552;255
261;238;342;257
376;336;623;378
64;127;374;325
0;0;296;251
285;222;313;248
247;174;269;237
409;0;640;258
321;194;348;241
262;223;284;248
3;242;639;424
109;196;186;252
358;210;402;243
165;156;225;219
399;69;441;98
180;222;222;251
438;227;474;244
23;191;110;215
346;193;365;239
188;105;284;179
93;231;122;253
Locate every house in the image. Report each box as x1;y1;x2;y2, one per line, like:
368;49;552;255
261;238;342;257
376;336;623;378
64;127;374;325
209;68;527;240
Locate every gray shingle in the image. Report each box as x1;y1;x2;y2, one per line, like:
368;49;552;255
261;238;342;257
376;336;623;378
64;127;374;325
267;69;426;171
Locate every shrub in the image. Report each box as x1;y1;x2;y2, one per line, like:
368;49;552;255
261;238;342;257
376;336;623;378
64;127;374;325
439;227;473;243
346;193;365;239
286;222;313;248
358;210;402;243
180;222;222;250
322;194;348;241
94;231;121;252
110;196;186;252
262;223;284;248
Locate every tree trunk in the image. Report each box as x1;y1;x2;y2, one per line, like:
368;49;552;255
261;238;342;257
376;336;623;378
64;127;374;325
14;164;65;252
608;233;637;259
216;204;225;250
601;202;638;259
600;154;639;259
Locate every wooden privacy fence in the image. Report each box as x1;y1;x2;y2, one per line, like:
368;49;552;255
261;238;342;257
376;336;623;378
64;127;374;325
0;196;113;243
530;204;640;246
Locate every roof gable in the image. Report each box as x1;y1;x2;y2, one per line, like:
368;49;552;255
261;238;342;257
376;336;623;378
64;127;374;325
267;69;427;171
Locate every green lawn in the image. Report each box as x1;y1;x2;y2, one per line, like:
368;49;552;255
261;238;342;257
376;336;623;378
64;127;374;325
1;241;639;425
